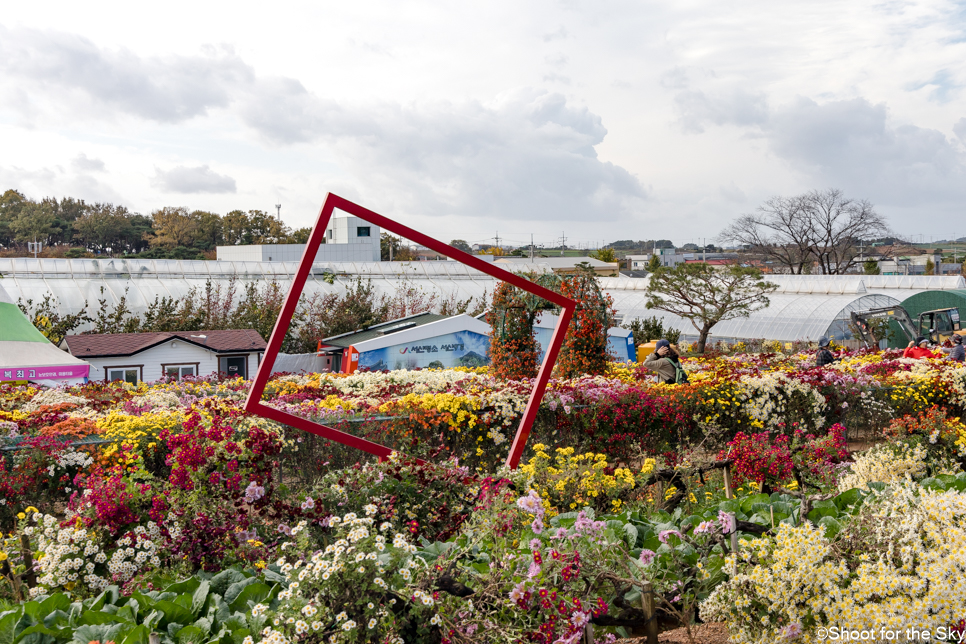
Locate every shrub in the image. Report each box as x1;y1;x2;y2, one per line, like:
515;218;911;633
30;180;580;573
256;510;436;644
837;442;930;492
517;444;638;515
308;454;479;542
702;483;966;642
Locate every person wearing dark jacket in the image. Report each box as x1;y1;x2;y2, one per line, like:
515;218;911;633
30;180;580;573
816;336;836;367
946;334;965;362
643;339;689;384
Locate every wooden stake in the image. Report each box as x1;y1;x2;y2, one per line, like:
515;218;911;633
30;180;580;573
769;505;775;529
722;464;734;499
642;582;659;644
583;623;595;644
1;559;21;602
20;534;36;588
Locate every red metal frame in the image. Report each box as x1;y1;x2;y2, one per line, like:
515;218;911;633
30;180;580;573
244;193;575;469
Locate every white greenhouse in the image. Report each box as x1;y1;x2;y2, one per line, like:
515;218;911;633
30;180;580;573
2;257;965;345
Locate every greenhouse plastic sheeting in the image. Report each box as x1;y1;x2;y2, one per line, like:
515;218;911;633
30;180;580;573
0;258;500;331
606;290;903;342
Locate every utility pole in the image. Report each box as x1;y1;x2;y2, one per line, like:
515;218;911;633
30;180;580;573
530;234;534;261
28;237;43;259
494;232;501;254
702;237;706;263
560;231;567;257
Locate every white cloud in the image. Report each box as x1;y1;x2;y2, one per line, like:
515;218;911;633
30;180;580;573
2;0;966;241
152;165;237;194
71;153;105;173
674;90;966;206
0;25;252;123
955;117;966;143
0;26;647;224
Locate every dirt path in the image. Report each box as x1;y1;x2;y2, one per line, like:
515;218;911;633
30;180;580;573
617;623;729;644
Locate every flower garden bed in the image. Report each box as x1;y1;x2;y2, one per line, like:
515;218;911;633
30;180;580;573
1;347;965;643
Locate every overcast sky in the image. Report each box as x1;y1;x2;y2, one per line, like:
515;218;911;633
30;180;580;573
1;0;965;249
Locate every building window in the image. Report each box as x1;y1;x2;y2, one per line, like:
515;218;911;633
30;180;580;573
108;368;139;384
356;226;371;237
165;365;196;381
328;230;333;239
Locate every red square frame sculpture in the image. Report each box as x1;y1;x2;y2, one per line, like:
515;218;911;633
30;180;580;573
244;193;575;469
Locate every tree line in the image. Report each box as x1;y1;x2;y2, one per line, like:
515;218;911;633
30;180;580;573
0;189;312;260
19;277;486;353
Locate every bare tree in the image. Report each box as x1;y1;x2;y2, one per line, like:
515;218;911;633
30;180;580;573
720;189;891;274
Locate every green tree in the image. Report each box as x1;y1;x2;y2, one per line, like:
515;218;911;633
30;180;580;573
192;210;224;249
863;259;881;275
591;247;618;263
247;210;290;243
645;262;777;353
73;204;133;254
10;201;61;245
623;315;680;346
449;239;472;253
289;227;313;244
925;258;936;276
0;190;28;246
126;214;154;253
381;233;402;260
223;210;253;245
646;255;661;271
148;207;199;248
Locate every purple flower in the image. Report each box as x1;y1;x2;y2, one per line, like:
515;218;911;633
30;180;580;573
529;538;542;550
278;523;292;536
527;561;541;579
638;549;656;565
658;529;683;544
301;497;315;511
573;511;605;536
508;581;527;602
516;490;544;517
780;623;803;641
531;517;544;534
244;481;265;503
694;520;716;534
570;611;590;628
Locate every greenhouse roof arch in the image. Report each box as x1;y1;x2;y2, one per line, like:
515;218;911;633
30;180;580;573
605;290;903;343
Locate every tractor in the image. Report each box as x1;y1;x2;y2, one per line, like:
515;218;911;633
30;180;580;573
850;306;963;348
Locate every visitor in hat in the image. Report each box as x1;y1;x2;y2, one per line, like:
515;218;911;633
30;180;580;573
903;336;938;359
816;336;837;367
643;339;689;384
943;334;965;362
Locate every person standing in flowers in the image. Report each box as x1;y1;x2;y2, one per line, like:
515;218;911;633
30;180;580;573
644;339;689;384
815;336;837;367
903;336;939;359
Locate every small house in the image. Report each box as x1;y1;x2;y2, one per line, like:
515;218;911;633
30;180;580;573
63;329;267;383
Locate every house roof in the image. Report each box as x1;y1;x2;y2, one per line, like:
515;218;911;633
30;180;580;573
323;312;449;348
351;314;491;352
64;329;267;358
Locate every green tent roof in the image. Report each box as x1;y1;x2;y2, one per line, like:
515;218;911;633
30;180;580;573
0;300;52;343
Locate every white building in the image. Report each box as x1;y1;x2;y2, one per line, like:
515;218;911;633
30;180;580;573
63;329;266;383
216;214;381;263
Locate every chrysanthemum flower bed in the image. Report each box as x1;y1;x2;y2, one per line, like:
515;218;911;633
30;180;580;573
1;347;966;643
